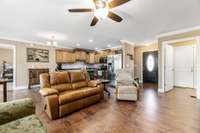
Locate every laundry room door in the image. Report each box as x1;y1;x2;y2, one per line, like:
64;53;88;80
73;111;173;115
174;45;194;88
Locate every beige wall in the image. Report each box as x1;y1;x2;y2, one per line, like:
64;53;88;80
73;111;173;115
158;29;200;94
0;39;57;89
134;44;158;82
0;48;13;66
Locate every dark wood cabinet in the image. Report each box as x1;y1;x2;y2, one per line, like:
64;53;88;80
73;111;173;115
28;68;49;89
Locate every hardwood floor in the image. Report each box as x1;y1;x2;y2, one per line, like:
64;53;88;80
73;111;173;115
1;84;200;133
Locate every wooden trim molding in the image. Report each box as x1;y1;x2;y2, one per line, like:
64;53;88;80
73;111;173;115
156;26;200;38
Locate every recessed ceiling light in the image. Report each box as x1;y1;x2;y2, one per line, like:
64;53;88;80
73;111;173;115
76;43;80;46
145;43;150;46
89;39;93;43
95;48;98;50
107;44;111;47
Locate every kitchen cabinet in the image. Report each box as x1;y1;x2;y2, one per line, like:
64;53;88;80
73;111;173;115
56;49;115;64
56;51;64;63
71;53;76;63
56;50;75;63
87;53;95;64
86;54;89;64
95;53;101;63
75;50;87;61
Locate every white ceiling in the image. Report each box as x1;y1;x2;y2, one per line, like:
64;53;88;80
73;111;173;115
0;0;200;49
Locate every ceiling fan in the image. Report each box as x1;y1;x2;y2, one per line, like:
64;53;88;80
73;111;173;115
68;0;130;26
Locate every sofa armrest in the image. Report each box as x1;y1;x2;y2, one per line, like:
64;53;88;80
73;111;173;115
88;80;101;87
39;88;59;97
0;98;35;125
43;95;59;120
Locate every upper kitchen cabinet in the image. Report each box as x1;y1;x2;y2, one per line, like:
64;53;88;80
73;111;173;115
75;50;87;61
56;50;75;63
56;50;64;63
87;53;95;64
95;53;101;63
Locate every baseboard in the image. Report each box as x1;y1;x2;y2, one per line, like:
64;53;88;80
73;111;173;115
197;90;200;99
14;85;28;90
14;84;40;90
174;86;194;89
158;88;165;93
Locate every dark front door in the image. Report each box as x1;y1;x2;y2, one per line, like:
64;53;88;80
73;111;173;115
143;51;158;83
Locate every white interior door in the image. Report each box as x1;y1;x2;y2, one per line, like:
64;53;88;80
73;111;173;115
165;44;174;91
174;45;194;88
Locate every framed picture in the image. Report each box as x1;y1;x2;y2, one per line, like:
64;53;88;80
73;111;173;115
27;48;49;62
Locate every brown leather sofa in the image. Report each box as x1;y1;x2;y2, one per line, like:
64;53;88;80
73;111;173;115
39;70;103;120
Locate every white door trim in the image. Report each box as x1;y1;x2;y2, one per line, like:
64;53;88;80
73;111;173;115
164;44;174;92
160;37;200;95
196;37;200;99
0;44;16;90
156;26;200;38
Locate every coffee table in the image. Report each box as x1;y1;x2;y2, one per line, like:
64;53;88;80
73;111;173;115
100;79;111;97
0;79;8;102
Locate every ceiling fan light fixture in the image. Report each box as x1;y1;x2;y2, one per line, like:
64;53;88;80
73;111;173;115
94;7;109;19
95;0;107;8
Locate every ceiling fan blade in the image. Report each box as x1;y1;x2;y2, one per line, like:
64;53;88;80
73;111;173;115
108;0;130;8
90;16;99;26
108;11;123;22
68;8;93;13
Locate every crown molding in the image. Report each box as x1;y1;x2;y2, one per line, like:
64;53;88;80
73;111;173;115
0;37;73;49
120;40;135;46
156;26;200;38
97;45;122;51
0;37;44;45
134;40;158;47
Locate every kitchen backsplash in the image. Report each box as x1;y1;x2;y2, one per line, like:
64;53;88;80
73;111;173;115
61;61;98;69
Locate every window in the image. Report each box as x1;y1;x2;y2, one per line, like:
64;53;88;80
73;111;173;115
147;54;154;72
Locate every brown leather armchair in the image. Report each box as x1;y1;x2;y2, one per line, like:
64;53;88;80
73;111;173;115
39;70;103;120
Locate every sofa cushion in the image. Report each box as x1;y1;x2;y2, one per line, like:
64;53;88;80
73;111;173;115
71;81;88;89
51;83;72;92
58;87;101;105
69;71;86;83
81;87;101;97
59;90;85;105
88;80;101;87
50;72;70;85
82;68;90;81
